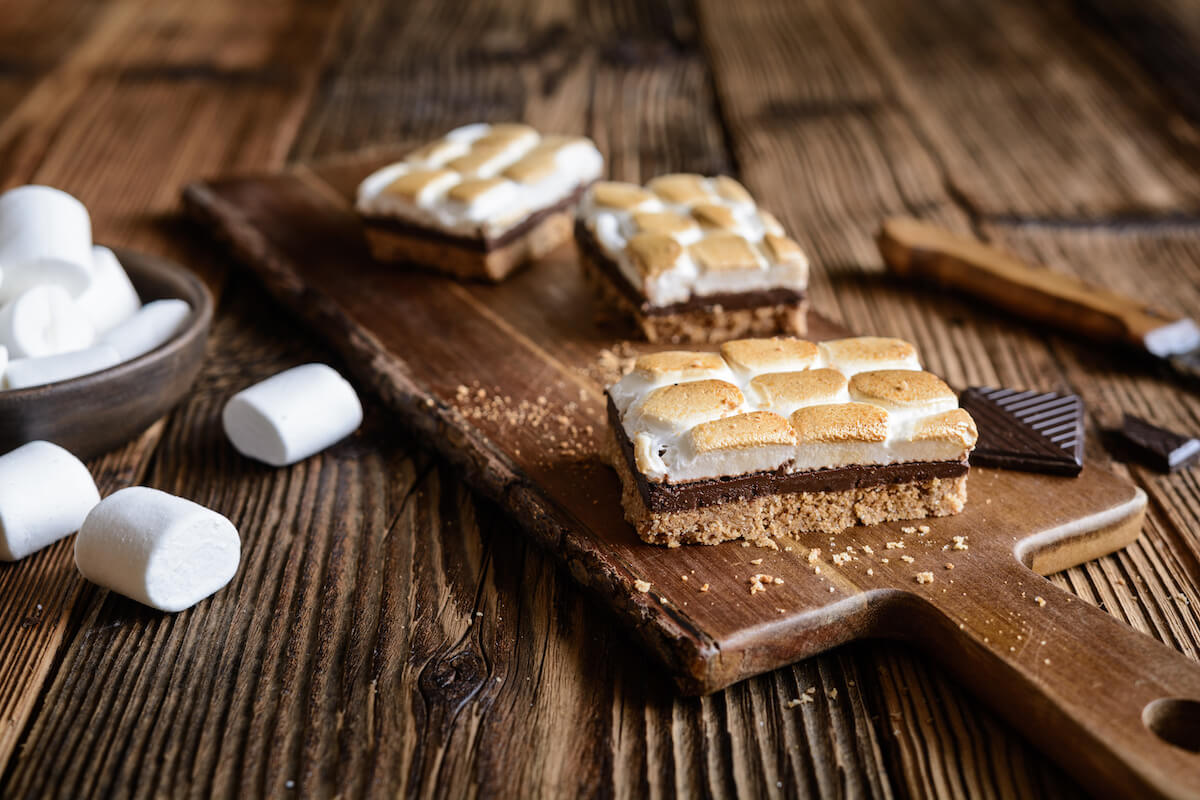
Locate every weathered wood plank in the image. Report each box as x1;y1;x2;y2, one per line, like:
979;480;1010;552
0;0;348;778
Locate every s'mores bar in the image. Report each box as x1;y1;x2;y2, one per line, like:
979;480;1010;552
575;174;809;343
605;336;978;545
356;123;603;281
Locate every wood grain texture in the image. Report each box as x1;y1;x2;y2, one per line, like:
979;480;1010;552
2;0;1200;797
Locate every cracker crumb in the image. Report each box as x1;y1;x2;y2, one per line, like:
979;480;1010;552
867;568;874;576
918;525;931;534
916;571;934;584
700;583;710;592
749;574;776;595
813;565;821;574
1035;596;1046;607
785;698;803;709
827;689;838;700
952;535;968;551
881;558;889;564
774;577;784;585
807;548;821;563
741;541;751;548
784;545;794;552
634;580;651;593
862;545;874;555
828;586;835;593
901;526;917;534
886;541;905;550
681;575;688;581
1044;658;1051;665
944;563;955;570
832;552;851;566
750;558;764;565
900;555;915;564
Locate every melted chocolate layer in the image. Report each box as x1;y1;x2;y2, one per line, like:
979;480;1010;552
608;397;968;513
575;221;806;316
361;183;590;252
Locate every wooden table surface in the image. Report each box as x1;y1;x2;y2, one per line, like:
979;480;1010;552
2;0;1200;797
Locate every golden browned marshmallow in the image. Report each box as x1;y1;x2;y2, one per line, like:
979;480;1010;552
448;177;509;203
632;211;700;238
628;232;684;277
689;233;763;272
647;173;711;205
382;168;458;201
791;402;889;443
632;351;725;381
502;151;557;184
712;175;754;205
691;203;739;230
639;380;743;429
821;337;919;372
689;411;797;454
849;370;956;409
446;145;515;176
592;181;658;211
721;337;819;374
404;138;463;164
759;209;786;236
764;233;806;263
472;123;539;150
750;369;847;409
912;408;979;447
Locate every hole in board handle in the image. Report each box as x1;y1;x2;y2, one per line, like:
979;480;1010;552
1142;698;1200;752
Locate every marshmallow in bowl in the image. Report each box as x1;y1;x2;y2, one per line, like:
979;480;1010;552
74;486;240;612
3;345;121;389
0;186;94;302
100;298;191;361
223;364;363;466
0;284;95;358
77;246;141;335
0;440;101;561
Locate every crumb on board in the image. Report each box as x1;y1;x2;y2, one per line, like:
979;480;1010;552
886;541;905;550
749;574;776;595
866;568;874;576
862;545;874;555
901;526;916;534
944;563;955;570
750;558;764;565
832;552;851;566
900;555;915;564
700;583;710;592
952;535;969;551
807;548;821;564
827;689;838;700
916;572;934;584
634;580;651;593
681;575;688;581
918;525;931;534
1035;596;1046;607
451;381;595;458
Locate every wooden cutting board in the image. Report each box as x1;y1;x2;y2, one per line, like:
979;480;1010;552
184;153;1200;800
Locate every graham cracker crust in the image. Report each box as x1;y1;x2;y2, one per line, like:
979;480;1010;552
606;426;969;545
363;211;573;282
579;247;807;344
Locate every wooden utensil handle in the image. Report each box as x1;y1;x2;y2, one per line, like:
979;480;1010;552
877;217;1181;350
913;559;1200;799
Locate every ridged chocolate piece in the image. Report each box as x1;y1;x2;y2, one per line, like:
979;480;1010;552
960;387;1084;476
1119;414;1200;473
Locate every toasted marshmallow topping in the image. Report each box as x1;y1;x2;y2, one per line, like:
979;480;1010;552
606;336;976;483
579;173;808;307
357;123;603;239
721;337;820;376
818;337;920;375
749;369;848;415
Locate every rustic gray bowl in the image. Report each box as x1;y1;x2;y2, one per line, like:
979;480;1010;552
0;248;213;459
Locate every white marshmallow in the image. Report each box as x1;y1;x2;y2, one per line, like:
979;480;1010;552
223;363;363;466
0;284;96;358
0;441;100;561
4;344;121;389
74;487;240;612
0;186;94;302
77;246;140;335
100;298;190;361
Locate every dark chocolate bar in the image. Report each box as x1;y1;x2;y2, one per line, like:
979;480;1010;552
959;387;1084;476
1118;414;1200;473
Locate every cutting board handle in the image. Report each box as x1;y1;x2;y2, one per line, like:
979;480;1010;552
916;558;1200;799
876;217;1183;351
